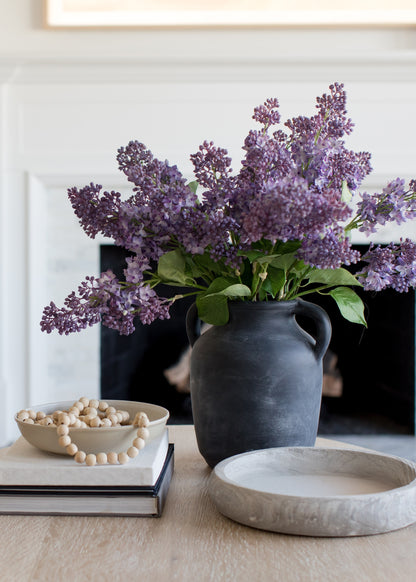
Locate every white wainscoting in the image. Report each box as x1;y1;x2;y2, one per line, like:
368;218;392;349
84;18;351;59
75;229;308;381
0;57;416;445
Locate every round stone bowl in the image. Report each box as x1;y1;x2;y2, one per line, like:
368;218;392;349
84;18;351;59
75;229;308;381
15;400;169;455
208;446;416;537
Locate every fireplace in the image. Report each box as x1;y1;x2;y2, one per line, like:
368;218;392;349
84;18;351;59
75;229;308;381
100;245;415;434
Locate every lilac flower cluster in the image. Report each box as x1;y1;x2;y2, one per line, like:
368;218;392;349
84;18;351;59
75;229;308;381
40;272;170;336
40;83;416;334
357;239;416;293
298;228;361;270
355;178;416;235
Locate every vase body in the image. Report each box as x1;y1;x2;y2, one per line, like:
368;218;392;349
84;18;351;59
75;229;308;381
186;300;331;468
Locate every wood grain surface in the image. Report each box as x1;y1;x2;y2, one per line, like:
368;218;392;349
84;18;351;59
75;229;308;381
0;425;415;581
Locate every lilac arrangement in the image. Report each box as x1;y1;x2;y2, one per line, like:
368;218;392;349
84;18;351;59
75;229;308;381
41;83;416;335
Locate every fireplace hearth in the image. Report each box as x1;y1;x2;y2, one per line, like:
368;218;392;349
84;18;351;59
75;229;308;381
100;245;415;434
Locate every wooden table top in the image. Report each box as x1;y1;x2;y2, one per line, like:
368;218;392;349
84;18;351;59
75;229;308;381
0;425;415;581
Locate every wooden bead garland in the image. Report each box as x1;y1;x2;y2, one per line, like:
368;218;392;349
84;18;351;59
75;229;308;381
17;398;151;466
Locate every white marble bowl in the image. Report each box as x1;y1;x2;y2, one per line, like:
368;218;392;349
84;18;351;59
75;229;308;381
208;446;416;537
15;400;169;455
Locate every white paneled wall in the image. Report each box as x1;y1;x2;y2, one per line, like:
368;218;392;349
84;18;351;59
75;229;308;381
1;5;416;444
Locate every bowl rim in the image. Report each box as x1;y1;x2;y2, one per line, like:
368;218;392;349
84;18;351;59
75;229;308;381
15;399;169;433
212;446;416;500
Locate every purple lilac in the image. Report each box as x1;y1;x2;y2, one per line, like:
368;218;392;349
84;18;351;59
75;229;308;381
298;227;360;270
241;176;352;246
358;239;416;292
41;84;416;335
357;179;416;235
177;206;239;261
68;184;121;240
190;140;235;210
40;271;170;336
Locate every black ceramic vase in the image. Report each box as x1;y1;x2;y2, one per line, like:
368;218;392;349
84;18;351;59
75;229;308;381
186;299;332;468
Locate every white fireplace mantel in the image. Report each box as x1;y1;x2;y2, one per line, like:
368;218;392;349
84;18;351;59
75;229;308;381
1;52;416;446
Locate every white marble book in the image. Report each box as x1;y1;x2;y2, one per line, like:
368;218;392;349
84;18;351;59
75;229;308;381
0;428;169;487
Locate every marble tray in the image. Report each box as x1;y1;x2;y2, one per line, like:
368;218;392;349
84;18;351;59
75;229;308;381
208;447;416;537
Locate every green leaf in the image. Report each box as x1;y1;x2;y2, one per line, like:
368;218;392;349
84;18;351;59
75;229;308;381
196;281;251;325
196;294;229;325
238;249;265;263
261;266;286;298
185;257;203;279
328;287;367;326
204;278;251;298
188;181;199;194
220;284;251;298
275;240;302;254
268;252;297;271
157;250;190;286
192;252;224;276
341;180;353;204
204;277;239;294
306;268;362;287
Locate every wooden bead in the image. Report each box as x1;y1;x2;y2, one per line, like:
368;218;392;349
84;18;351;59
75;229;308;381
98;401;109;412
69;407;80;417
89;399;99;409
118;452;129;465
27;410;37;420
134;412;150;428
136;427;150;440
121;411;130;424
127;446;139;458
115;412;124;424
101;418;112;427
133;437;145;450
57;424;69;436
83;407;97;418
57;413;70;425
96;452;108;465
36;411;46;420
52;410;63;421
66;443;78;456
75;451;86;464
79;397;90;407
58;435;71;447
17;410;29;421
105;406;116;417
85;454;97;466
108;414;119;426
72;419;82;428
89;416;101;428
22;418;34;424
67;413;77;425
73;401;84;412
107;452;118;465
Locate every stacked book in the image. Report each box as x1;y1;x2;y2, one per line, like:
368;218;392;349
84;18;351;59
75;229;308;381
0;429;173;517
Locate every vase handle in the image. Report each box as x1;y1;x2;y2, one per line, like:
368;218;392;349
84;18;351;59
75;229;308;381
186;302;201;347
294;300;332;361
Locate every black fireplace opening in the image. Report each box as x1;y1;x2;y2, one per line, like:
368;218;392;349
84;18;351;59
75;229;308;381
305;286;415;435
100;245;194;423
100;245;415;434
